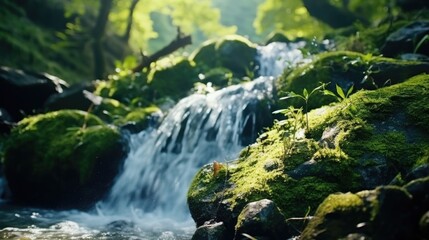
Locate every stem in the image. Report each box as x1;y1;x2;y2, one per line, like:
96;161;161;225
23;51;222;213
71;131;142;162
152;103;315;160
305;101;309;132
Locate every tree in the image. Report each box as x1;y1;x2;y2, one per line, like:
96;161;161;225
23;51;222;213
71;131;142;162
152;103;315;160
92;0;114;79
254;0;394;39
65;0;235;78
123;0;140;43
254;0;330;39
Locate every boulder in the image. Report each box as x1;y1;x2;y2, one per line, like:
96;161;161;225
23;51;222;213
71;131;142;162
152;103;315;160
301;178;429;240
188;74;429;237
192;221;228;240
381;21;429;57
3;110;127;208
148;58;199;100
0;66;68;121
44;82;95;111
235;199;290;240
277;51;429;111
190;35;257;78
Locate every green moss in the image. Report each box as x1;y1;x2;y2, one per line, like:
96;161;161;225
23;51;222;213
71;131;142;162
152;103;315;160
301;192;366;239
316;192;364;216
277;51;429;111
4;110;121;184
188;73;429;232
333;20;411;53
148;58;199;100
190;35;257;78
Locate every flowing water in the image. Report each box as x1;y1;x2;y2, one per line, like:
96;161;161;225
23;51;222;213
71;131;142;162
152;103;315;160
0;41;307;239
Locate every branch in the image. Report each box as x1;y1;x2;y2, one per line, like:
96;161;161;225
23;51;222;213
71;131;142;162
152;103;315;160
132;29;192;73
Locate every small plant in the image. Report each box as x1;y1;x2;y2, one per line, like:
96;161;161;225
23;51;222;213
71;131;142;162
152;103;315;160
82;90;103;129
323;84;354;102
414;34;429;54
273;106;305;158
280;83;326;131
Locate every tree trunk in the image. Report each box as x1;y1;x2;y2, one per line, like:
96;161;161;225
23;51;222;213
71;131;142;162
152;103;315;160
92;0;114;79
123;0;140;43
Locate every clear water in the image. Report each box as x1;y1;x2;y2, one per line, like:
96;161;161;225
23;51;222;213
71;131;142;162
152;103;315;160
0;42;305;239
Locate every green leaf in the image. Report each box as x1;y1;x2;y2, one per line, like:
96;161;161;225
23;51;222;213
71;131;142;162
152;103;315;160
303;88;309;99
414;34;429;54
310;84;325;96
280;92;300;100
336;84;346;99
273;109;287;114
323;89;338;98
346;85;354;97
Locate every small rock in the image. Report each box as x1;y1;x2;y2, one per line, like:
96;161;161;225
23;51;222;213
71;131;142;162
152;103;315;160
319;125;340;148
381;21;429;57
235;199;290;240
263;159;279;172
192;221;227;240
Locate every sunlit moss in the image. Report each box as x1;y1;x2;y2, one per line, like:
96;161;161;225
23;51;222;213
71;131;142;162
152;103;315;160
148;58;199;100
3;110;124;206
188;73;429;230
190;35;257;78
277;51;429;111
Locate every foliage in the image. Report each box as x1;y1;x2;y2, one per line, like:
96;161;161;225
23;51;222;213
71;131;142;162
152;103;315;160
66;0;236;54
279;84;326;131
212;0;265;42
272;106;305;158
254;0;330;39
323;84;355;102
414;34;429;54
254;0;397;40
0;0;89;83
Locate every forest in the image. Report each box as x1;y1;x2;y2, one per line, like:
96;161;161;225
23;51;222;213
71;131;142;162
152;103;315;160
0;0;429;239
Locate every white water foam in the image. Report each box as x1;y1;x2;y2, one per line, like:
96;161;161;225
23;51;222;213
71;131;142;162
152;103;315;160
257;41;308;77
96;76;275;225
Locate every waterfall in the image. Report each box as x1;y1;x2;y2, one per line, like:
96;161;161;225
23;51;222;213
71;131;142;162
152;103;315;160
96;41;306;225
256;41;308;77
98;76;275;223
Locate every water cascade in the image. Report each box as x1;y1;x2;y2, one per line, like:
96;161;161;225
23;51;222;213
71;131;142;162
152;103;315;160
97;76;275;223
96;41;307;225
0;41;307;239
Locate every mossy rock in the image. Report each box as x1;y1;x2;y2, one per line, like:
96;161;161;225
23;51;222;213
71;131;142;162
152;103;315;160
301;177;429;240
188;74;429;234
277;51;429;111
190;35;257;78
3;110;127;208
148;58;199;100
